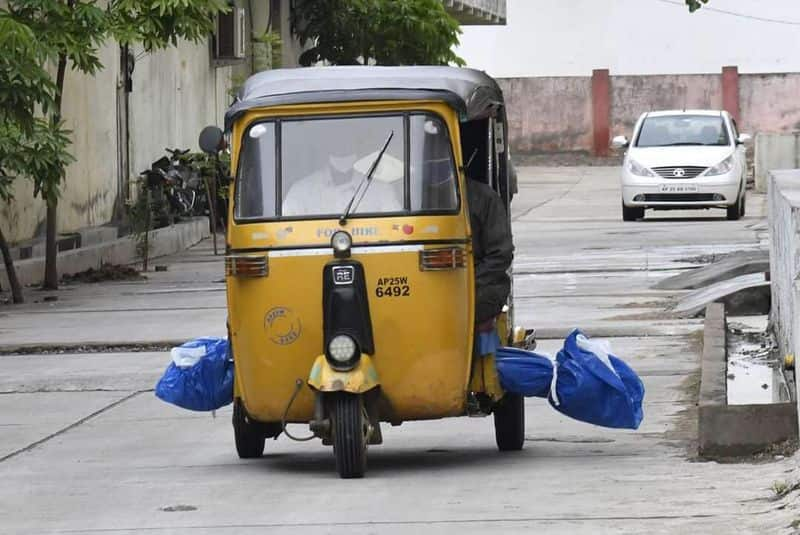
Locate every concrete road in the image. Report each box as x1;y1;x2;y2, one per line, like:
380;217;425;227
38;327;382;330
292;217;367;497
1;166;796;534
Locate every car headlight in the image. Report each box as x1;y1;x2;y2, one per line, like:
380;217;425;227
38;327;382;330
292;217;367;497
331;231;352;258
705;155;734;176
626;159;657;177
327;334;357;365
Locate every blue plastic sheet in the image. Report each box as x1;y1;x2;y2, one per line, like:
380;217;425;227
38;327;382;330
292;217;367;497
495;346;553;397
155;337;234;411
551;330;644;430
494;330;645;430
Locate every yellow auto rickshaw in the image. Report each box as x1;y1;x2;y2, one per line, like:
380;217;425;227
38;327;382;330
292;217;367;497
198;66;533;478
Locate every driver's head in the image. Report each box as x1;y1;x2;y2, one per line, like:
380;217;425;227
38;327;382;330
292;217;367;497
328;133;357;173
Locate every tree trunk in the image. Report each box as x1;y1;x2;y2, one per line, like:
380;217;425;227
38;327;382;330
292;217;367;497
43;200;59;289
43;53;68;291
0;224;24;304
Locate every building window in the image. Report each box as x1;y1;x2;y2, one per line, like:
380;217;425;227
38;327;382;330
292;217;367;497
213;5;246;65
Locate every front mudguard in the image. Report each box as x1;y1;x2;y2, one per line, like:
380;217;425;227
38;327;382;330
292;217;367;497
307;354;380;394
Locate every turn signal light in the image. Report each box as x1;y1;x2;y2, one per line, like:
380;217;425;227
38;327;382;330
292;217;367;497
225;255;268;277
419;247;466;271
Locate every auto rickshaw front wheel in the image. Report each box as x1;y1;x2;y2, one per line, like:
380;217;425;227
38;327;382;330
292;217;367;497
331;393;369;478
493;393;525;451
233;399;266;459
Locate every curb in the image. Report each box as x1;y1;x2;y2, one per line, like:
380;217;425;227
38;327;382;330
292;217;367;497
1;218;210;289
698;302;798;458
0;340;187;356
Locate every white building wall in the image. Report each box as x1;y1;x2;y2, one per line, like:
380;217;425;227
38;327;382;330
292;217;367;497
456;0;800;77
1;40;123;244
128;41;233;186
0;37;235;245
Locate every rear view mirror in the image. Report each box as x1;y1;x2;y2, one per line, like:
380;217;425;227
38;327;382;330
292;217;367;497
199;126;225;154
611;135;629;149
737;133;752;145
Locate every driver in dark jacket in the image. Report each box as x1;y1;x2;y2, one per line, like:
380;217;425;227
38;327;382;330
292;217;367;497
467;178;514;331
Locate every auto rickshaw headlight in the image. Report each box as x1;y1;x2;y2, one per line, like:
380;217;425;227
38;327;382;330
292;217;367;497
331;231;352;258
328;334;358;365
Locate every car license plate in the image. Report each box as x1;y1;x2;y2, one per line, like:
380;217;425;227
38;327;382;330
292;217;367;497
659;184;699;194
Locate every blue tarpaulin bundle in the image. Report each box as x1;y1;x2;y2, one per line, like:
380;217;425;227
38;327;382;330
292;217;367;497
155;337;234;411
495;346;553;397
495;329;645;430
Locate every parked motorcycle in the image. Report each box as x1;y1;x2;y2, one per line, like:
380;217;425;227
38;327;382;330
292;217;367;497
137;147;230;247
164;147;201;217
138;156;175;227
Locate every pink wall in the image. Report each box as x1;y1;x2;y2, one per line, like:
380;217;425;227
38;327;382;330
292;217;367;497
740;73;800;136
498;77;592;153
500;71;800;154
610;74;722;140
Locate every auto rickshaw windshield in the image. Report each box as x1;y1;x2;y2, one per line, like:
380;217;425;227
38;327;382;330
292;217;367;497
234;113;459;221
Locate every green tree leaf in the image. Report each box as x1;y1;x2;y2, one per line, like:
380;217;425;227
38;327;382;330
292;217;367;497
290;0;464;67
686;0;709;12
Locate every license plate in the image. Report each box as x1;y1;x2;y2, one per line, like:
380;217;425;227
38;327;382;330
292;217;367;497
659;184;699;194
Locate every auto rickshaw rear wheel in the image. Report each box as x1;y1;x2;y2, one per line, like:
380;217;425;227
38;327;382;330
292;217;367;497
493;393;525;451
331;393;369;478
233;399;265;459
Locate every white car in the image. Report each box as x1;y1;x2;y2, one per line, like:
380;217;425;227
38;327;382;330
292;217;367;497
614;110;750;221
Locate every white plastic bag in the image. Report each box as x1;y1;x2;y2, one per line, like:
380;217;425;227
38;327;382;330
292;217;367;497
575;334;619;378
171;345;206;368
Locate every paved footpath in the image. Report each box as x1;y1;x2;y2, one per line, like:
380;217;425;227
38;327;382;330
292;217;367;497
1;166;798;534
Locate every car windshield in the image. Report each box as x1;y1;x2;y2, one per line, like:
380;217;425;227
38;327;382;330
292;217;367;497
636;115;730;148
234;113;459;220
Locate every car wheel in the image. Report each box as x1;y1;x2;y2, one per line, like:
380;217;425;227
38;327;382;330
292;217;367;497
727;193;742;221
622;202;644;222
740;190;747;217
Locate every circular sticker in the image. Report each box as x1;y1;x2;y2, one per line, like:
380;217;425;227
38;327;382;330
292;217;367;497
264;307;302;345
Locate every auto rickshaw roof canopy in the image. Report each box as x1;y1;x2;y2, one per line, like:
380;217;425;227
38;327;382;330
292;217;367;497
225;66;504;130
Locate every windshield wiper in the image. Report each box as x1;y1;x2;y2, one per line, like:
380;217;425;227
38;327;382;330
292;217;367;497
339;130;394;226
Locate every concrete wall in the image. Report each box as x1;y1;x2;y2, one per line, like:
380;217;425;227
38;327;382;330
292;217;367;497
128;40;233;186
1;41;122;245
609;75;722;140
741;74;800;136
498;77;592;153
767;170;800;427
0;1;310;248
271;0;306;69
0;39;234;245
500;71;800;155
768;170;800;362
755;134;800;193
0;0;308;247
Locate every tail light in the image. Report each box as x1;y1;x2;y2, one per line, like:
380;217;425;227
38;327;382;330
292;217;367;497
225;255;268;277
419;247;466;271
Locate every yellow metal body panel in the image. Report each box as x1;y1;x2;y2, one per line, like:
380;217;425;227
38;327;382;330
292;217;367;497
226;100;476;423
228;246;474;421
307;354;380;393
